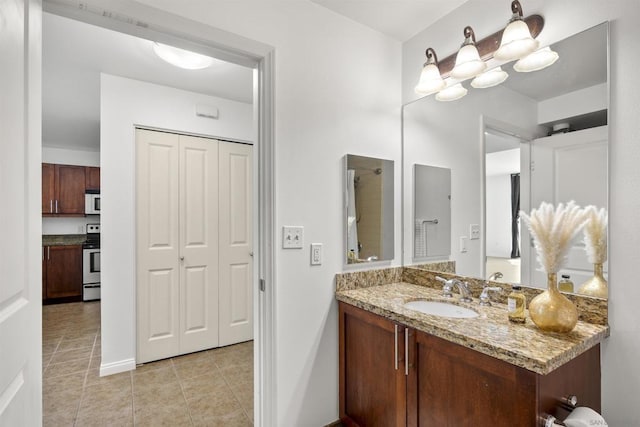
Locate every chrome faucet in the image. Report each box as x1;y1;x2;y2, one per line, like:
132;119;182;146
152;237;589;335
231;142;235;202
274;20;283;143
488;272;503;281
479;285;502;306
435;276;472;302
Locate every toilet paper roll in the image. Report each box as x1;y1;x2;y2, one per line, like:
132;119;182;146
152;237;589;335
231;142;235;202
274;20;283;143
563;407;608;427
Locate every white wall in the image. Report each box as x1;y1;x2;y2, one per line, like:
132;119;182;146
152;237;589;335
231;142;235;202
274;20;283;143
124;2;402;424
485;174;512;258
403;1;640;424
41;147;100;235
100;75;253;374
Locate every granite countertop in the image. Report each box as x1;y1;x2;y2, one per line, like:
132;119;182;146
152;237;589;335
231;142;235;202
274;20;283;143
336;282;609;375
42;234;86;246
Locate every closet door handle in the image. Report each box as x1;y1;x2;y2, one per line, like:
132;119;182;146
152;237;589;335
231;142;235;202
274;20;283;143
394;325;399;370
180;256;185;261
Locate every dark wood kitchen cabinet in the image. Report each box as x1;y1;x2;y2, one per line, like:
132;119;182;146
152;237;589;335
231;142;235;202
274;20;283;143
42;163;86;215
85;166;100;191
339;302;601;427
43;245;82;301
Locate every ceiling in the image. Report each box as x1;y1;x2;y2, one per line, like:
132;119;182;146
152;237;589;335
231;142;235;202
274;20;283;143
311;0;469;41
43;12;254;151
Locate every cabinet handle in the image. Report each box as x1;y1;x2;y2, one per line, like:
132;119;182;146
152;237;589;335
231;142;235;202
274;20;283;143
50;200;53;213
55;200;58;213
394;325;399;371
47;247;50;260
42;247;45;261
405;328;409;376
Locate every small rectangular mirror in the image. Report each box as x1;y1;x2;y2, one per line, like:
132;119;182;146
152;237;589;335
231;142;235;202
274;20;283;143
413;164;451;260
345;154;394;265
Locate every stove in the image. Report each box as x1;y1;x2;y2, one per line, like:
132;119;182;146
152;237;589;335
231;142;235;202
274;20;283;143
83;223;100;301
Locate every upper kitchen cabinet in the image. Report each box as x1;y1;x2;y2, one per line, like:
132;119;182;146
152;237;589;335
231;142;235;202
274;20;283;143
85;166;100;191
42;163;86;216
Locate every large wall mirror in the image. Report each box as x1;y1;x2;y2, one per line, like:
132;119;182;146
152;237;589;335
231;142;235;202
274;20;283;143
345;154;394;265
402;22;609;298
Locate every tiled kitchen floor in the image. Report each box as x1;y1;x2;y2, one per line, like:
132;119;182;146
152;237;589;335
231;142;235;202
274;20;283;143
43;302;253;426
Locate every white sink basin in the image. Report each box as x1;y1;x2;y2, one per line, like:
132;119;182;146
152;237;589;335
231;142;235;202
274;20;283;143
403;300;479;319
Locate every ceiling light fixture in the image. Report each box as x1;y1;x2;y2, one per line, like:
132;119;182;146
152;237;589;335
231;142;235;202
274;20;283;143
451;26;486;79
152;42;214;70
494;0;539;61
471;67;509;89
414;48;447;95
513;46;559;72
436;83;468;102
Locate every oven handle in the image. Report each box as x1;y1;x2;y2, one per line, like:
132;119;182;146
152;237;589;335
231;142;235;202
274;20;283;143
84;284;100;288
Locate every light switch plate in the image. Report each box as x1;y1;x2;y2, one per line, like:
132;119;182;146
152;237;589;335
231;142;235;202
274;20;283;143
459;236;468;253
282;226;304;249
469;224;480;240
310;243;322;265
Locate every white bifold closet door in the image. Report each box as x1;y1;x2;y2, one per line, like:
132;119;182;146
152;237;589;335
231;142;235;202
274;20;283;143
136;129;252;364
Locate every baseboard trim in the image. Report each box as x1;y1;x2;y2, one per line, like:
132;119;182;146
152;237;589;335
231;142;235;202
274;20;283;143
99;358;136;377
324;421;343;427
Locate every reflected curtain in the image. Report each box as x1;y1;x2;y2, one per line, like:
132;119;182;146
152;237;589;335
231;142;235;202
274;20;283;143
347;169;359;259
510;173;520;258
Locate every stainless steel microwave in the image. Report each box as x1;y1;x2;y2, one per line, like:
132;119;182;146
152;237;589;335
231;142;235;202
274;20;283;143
85;192;100;215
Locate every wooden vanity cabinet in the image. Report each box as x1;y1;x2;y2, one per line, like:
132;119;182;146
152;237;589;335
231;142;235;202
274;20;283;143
339;302;601;427
43;244;82;301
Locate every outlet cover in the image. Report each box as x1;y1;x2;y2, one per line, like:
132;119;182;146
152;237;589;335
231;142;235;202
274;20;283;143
310;243;322;265
469;224;480;240
282;226;304;249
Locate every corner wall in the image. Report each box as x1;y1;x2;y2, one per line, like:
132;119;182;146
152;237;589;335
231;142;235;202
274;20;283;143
403;1;640;423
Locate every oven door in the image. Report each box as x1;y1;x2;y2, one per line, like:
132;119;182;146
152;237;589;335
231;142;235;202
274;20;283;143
83;248;101;284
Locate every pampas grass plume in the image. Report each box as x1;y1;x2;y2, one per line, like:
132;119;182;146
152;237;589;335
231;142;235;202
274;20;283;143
520;201;589;274
583;206;608;264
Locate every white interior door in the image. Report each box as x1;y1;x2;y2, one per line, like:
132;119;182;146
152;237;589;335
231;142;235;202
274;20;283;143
136;129;181;363
179;135;219;353
528;126;608;287
0;0;42;424
219;142;254;346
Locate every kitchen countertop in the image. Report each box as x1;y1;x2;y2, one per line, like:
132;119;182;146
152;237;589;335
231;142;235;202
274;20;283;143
42;234;86;246
336;282;609;375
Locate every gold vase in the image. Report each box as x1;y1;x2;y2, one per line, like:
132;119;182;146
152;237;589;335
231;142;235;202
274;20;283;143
578;263;608;299
528;273;578;333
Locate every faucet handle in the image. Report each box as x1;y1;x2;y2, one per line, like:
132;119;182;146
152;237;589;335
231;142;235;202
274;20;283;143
435;276;453;298
479;286;502;306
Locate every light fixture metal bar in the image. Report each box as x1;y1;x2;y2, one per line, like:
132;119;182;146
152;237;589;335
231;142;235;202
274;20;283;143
437;15;544;78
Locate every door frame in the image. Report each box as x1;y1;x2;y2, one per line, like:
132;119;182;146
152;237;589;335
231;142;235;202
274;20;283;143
42;1;276;425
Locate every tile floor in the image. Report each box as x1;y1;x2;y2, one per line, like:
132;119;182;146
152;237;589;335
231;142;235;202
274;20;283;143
43;302;254;426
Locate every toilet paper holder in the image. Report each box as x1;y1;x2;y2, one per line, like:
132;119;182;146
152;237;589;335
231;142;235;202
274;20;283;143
539;395;578;427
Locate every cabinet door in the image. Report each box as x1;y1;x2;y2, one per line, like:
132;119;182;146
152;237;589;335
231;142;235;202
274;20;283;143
45;245;82;299
42;163;55;214
408;331;536;427
55;165;85;214
85;166;100;191
340;302;407;427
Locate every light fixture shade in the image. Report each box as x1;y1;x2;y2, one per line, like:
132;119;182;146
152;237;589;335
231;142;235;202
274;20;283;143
451;44;487;79
514;46;559;72
494;19;539;61
415;48;446;95
436;83;468;102
153;42;214;70
471;67;509;89
415;63;446;95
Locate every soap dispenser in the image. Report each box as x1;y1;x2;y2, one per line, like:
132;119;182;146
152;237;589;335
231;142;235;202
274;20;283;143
507;285;526;323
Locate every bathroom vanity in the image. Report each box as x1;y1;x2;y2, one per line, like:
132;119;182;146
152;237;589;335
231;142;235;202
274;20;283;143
336;275;608;427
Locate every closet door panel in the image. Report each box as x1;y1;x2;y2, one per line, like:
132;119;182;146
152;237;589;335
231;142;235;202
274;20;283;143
179;135;219;353
219;142;253;346
136;129;180;363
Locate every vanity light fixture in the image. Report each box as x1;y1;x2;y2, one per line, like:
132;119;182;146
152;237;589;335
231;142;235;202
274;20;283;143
451;26;486;79
471;66;509;89
435;83;468;102
513;46;559;72
494;0;539;61
152;42;214;70
415;48;447;95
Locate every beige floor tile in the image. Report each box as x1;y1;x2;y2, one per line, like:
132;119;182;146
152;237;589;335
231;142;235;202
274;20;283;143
75;416;133;427
56;336;96;352
133;366;179;393
133;382;184;408
174;358;218;380
43;408;77;427
180;372;227;401
44;358;90;379
43;386;82;415
187;390;242;420
172;350;214;365
84;370;131;388
135;406;192;427
49;347;93;365
44;371;86;395
192;408;252;427
76;390;133;424
133;358;173;374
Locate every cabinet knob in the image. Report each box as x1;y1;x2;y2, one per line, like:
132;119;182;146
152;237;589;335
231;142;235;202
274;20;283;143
180;256;185;261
